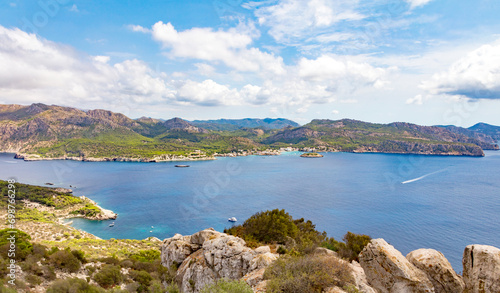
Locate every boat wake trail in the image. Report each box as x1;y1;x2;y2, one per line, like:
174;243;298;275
401;169;448;184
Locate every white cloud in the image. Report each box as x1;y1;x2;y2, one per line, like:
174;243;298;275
253;0;364;44
128;25;150;33
421;41;500;100
332;110;340;114
406;0;433;9
0;26;244;109
148;21;285;75
194;63;216;76
298;55;389;90
69;4;79;12
174;80;241;106
0;25;393;115
406;94;424;105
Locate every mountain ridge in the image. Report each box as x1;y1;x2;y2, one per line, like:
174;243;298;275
0;103;498;159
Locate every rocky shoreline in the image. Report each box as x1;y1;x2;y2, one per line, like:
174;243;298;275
13;153;216;162
161;228;500;293
9;146;489;163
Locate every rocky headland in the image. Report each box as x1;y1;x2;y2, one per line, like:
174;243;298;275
160;229;500;293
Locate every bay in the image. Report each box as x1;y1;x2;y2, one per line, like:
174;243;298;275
1;151;499;272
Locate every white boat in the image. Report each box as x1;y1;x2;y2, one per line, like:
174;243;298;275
109;222;115;227
228;217;237;222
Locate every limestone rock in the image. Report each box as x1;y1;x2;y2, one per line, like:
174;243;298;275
407;249;464;293
359;238;435;293
254;245;271;254
243;267;266;287
202;234;256;280
252;280;268;293
349;261;377;293
176;250;216;293
324;286;348;293
249;252;278;271
161;234;198;268
314;247;338;257
190;228;221;245
161;229;280;293
463;244;500;293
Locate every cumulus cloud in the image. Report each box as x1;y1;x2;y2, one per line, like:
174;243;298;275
0;26;244;109
174;80;241;106
0;25;392;114
298;55;389;91
144;21;285;75
421;41;500;100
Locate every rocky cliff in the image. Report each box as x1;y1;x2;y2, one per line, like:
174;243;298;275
161;229;500;293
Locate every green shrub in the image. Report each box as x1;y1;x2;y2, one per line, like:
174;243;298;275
70;203;101;217
149;280;166;293
47;278;105;293
0;285;17;293
41;265;57;281
20;254;42;275
93;264;123;288
264;255;354;293
321;237;341;252
339;232;371;261
293;217;327;253
32;243;48;258
49;249;82;273
0;229;33;261
225;209;328;254
130;270;153;292
129;249;161;263
119;259;134;268
165;282;180;293
98;256;120;265
201;279;253;293
71;249;87;263
25;274;42;286
276;246;287;254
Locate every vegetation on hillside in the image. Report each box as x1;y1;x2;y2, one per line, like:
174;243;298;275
0;103;497;159
224;209;371;260
264;255;354;293
0;180;83;209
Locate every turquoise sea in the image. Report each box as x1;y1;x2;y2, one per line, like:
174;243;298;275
1;151;499;271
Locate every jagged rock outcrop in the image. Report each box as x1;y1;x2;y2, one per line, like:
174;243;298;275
162;234;199;269
462;245;500;293
162;230;500;293
359;239;435;293
349;261;378;293
407;249;464;293
161;228;279;293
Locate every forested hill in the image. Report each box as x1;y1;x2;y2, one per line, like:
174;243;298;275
0;103;498;160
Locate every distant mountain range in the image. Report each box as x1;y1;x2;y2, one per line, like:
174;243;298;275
0;103;498;159
190;118;300;131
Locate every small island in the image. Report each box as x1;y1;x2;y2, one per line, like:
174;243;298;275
300;152;324;158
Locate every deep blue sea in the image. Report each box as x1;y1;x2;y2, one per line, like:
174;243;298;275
1;151;499;271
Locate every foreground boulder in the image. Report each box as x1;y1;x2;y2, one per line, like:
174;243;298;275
407;249;464;293
349;261;377;293
161;228;279;293
463;245;500;293
359;239;435;293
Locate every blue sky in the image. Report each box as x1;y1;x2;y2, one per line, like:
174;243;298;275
1;0;500;126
